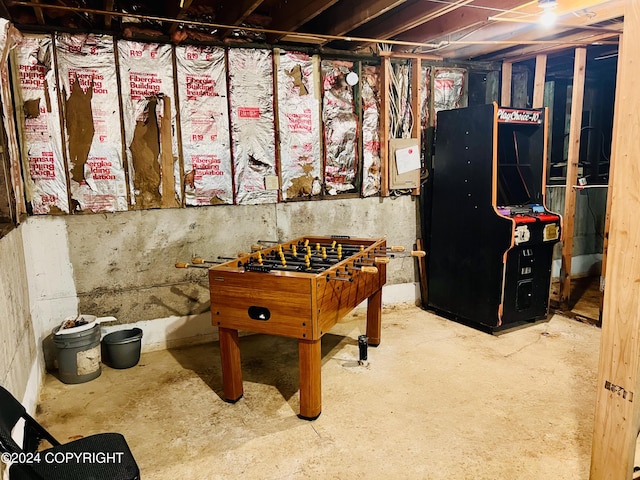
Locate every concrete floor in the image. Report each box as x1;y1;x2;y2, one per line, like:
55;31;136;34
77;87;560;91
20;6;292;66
37;304;601;480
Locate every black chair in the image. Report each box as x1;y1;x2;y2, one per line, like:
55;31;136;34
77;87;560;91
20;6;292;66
0;385;140;479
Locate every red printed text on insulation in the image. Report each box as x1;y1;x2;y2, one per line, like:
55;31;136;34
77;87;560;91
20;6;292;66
88;158;116;180
238;107;261;119
129;72;162;100
19;64;46;90
69;69;109;94
30;151;55;179
193;155;224;177
285;110;312;133
186;75;216;99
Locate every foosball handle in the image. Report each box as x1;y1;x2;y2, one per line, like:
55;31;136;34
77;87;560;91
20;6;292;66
361;266;379;274
192;257;205;264
374;257;391;264
175;262;189;268
411;250;426;257
389;246;405;252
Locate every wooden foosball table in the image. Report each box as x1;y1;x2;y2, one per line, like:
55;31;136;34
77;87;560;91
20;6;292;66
206;235;389;420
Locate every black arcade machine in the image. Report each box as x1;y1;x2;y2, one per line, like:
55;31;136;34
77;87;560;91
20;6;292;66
426;102;561;331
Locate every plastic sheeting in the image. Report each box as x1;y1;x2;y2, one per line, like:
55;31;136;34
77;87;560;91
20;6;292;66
176;45;233;206
321;60;358;195
56;33;127;212
361;65;380;197
15;34;69;214
228;48;277;205
275;50;321;201
118;40;179;208
433;68;466;118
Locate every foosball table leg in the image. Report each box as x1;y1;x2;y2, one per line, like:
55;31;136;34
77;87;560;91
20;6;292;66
219;327;244;402
298;338;322;420
366;288;382;346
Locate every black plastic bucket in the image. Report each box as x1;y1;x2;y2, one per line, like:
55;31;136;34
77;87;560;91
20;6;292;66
53;324;102;384
102;328;143;369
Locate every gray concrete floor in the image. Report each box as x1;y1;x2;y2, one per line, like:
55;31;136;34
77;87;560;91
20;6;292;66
37;304;601;479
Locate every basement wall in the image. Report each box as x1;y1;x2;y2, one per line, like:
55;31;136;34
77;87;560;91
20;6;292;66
547;185;607;278
0;225;39;412
52;194;420;352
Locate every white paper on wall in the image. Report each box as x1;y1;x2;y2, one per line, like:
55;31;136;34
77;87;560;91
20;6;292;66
175;45;233;206
321;60;358;195
361;65;380;197
228;48;277;205
275;50;321;200
56;33;127;213
117;40;179;208
15;34;69;214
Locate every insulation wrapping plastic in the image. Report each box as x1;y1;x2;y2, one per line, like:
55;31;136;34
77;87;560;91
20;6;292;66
118;40;179;207
228;48;277;205
1;20;28;217
176;45;233;206
361;65;381;197
15;34;69;214
321;60;358;195
420;65;431;129
433;68;466;118
275;50;321;200
56;33;127;212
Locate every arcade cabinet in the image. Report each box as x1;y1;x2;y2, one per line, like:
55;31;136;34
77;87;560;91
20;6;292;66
427;103;561;330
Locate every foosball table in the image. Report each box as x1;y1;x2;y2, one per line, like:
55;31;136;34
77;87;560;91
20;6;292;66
204;235;392;420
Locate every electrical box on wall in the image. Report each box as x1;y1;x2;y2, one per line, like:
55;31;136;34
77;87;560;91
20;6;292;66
389;138;420;189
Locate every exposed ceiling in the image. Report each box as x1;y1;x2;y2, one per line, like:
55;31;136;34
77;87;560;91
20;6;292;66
0;0;624;64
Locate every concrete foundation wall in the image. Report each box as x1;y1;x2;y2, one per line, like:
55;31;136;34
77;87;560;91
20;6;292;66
0;226;39;412
547;186;607;278
63;195;421;326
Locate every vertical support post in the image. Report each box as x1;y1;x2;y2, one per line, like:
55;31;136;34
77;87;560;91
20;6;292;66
298;338;322;420
219;327;243;402
501;61;512;107
590;5;640;476
559;47;586;306
380;53;391;197
410;56;421;196
532;54;547;109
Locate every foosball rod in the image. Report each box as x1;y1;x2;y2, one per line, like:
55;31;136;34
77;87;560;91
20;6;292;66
175;262;210;269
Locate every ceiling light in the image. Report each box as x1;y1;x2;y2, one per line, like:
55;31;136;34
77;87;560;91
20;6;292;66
540;9;557;26
538;0;557;26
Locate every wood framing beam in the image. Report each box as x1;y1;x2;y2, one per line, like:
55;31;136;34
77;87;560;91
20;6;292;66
32;0;45;25
103;0;114;29
344;0;473;50
394;0;526;43
590;5;640;477
532;54;547;109
380;55;390;197
313;0;406;38
559;47;586;306
217;0;264;25
501;61;512;107
217;0;265;39
410;56;420;196
268;0;339;42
